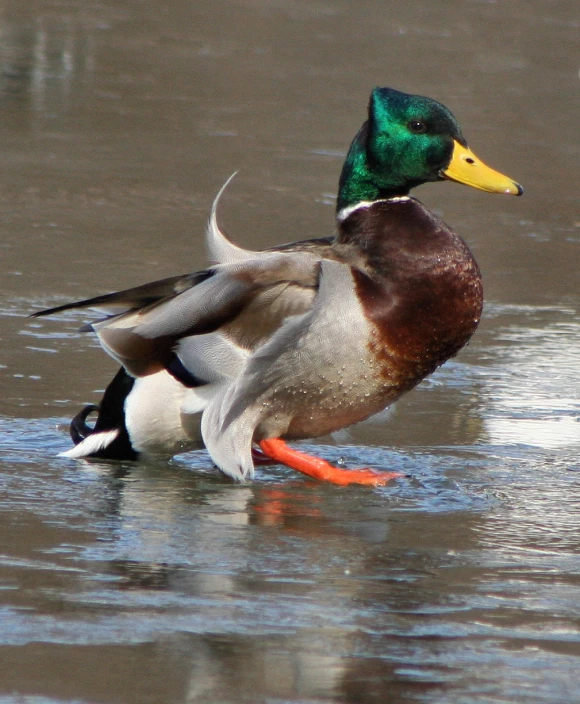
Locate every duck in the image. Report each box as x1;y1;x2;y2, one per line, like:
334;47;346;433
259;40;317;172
32;87;522;486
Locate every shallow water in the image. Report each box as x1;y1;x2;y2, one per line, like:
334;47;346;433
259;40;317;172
1;0;579;702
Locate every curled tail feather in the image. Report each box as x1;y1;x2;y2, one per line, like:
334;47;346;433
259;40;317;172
61;367;138;461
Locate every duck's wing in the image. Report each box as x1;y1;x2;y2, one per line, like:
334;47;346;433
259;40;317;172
30;271;212;321
32;175;339;382
32;247;322;381
93;251;322;376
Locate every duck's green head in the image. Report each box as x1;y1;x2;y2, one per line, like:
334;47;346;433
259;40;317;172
337;87;522;213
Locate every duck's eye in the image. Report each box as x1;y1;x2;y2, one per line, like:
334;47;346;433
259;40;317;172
408;120;427;134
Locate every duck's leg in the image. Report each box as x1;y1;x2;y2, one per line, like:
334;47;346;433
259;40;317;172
259;438;402;486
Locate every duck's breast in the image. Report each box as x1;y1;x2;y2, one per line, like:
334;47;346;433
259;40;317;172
340;198;483;385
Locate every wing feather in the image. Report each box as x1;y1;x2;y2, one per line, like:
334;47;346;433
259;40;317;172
205;173;258;264
30;271;211;319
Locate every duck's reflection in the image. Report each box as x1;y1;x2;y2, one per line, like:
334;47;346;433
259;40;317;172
76;453;483;702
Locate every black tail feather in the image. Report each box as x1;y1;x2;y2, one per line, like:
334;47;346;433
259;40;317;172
70;404;99;445
69;367;139;461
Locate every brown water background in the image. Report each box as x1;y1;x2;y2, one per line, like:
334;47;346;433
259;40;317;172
0;1;579;702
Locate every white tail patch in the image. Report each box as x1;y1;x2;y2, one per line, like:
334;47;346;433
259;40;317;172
59;429;120;459
124;371;202;454
206;173;257;265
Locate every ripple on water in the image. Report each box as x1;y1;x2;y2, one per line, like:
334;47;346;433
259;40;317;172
478;307;580;449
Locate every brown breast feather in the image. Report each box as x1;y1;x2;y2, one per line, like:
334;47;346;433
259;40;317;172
340;198;483;388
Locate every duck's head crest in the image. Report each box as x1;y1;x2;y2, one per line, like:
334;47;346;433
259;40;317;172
337;86;522;213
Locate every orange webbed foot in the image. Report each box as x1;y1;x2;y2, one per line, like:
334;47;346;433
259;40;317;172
258;438;402;487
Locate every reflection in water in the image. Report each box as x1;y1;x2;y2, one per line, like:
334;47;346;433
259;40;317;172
31;16;75;115
67;459;488;702
0;11;95;119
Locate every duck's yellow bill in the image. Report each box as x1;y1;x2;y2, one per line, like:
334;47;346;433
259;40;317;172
442;140;523;195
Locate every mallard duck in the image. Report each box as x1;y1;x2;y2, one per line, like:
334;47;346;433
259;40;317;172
33;87;522;485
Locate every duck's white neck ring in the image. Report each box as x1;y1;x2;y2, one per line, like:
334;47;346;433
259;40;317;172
336;196;411;223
